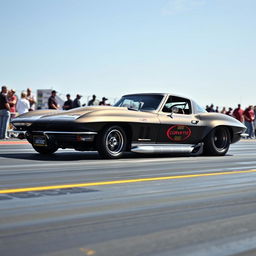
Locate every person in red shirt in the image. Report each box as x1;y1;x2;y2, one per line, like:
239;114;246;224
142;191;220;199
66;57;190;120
254;105;256;136
233;104;244;123
7;89;17;119
0;86;11;139
243;105;255;139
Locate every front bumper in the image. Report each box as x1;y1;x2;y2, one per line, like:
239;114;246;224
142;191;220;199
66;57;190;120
31;131;97;140
13;130;98;148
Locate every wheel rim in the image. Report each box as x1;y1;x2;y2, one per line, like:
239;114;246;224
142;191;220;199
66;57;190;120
105;129;124;156
213;128;228;151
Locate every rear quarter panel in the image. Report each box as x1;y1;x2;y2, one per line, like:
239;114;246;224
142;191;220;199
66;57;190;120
196;113;246;143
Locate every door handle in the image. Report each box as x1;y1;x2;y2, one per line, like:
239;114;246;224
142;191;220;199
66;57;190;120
191;120;199;124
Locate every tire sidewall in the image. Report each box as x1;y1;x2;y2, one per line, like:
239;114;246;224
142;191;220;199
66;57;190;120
32;144;58;154
97;125;127;159
32;137;58;155
204;127;230;156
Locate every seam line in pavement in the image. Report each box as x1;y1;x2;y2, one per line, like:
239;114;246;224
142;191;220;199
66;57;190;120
1;169;256;194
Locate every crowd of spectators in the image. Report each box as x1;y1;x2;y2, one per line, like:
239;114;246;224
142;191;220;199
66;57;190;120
0;86;110;139
205;103;256;139
0;86;36;139
49;91;110;110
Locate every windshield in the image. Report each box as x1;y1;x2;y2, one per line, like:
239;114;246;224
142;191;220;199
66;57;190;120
114;95;164;111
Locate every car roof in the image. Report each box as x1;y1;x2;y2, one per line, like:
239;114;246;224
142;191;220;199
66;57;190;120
122;93;193;101
122;93;192;100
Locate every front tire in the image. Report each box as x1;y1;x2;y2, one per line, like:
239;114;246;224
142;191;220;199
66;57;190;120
203;127;230;156
97;126;127;159
32;144;58;155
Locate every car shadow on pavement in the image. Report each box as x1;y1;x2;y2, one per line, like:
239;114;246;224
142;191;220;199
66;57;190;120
0;150;233;162
0;151;101;161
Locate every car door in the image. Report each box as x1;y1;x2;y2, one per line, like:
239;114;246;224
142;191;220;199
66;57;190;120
157;96;204;144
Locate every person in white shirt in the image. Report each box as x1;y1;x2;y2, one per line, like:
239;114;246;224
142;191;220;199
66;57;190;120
26;88;36;111
16;92;30;115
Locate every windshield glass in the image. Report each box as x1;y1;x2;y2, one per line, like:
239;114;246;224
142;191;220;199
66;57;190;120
114;95;164;111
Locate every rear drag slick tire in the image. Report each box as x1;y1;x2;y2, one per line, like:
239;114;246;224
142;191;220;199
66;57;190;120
203;127;230;156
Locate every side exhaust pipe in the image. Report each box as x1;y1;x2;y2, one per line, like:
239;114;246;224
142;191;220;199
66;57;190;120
131;144;197;154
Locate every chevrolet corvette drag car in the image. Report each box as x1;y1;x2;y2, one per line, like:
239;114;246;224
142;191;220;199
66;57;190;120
12;93;246;159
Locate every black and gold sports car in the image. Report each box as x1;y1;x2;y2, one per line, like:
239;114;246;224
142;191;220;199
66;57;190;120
12;93;246;159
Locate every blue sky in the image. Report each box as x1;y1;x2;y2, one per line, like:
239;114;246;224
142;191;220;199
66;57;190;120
1;0;256;108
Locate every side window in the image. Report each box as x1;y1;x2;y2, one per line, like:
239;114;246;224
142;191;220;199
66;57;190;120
162;96;192;114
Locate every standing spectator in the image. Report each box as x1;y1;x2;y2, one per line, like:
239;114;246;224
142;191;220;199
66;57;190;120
208;104;215;112
206;104;214;112
88;94;97;106
220;107;226;114
233;104;244;123
26;88;36;111
0;86;10;139
7;89;17;119
243;105;255;139
63;94;73;110
215;106;219;113
72;94;82;108
99;97;108;106
226;107;233;116
254;105;256;135
16;92;30;115
48;90;59;109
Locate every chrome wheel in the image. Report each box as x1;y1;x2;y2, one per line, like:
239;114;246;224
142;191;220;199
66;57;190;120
105;129;124;156
97;125;127;159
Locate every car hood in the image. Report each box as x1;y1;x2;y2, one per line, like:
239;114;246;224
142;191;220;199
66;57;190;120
12;106;157;124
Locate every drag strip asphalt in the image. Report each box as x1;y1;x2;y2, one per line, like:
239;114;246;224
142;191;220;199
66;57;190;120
1;169;256;194
1;141;256;256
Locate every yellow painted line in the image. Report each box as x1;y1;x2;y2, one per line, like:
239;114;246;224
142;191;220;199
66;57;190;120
1;169;256;194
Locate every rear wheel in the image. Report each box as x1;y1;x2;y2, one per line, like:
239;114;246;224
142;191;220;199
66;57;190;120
203;127;230;156
97;126;127;159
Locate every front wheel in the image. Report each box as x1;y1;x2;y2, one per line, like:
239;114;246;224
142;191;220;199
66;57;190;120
97;126;127;159
203;127;230;156
32;144;58;155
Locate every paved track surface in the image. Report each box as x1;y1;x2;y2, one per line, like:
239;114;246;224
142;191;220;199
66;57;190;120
1;141;256;256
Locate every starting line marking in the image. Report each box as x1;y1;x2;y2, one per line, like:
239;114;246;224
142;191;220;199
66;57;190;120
0;141;29;145
1;169;256;194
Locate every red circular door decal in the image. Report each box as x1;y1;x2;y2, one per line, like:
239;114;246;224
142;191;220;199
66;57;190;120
166;125;191;141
